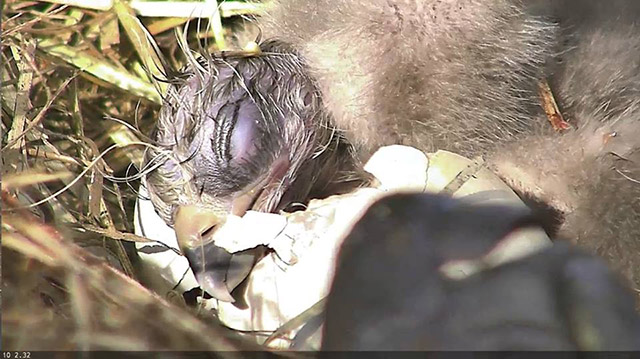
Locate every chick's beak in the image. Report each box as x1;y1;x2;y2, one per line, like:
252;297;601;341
174;205;259;303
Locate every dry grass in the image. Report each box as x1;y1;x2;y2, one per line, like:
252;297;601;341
1;0;283;352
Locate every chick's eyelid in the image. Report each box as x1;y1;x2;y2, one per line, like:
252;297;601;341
228;100;263;164
205;104;233;162
224;101;242;161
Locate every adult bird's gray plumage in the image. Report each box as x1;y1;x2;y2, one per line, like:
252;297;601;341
143;0;640;304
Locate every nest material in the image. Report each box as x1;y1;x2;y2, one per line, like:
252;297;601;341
3;192;247;352
0;0;280;353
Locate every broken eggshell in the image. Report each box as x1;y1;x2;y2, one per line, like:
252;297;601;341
134;145;551;349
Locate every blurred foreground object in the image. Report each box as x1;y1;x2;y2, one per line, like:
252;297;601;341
323;193;640;350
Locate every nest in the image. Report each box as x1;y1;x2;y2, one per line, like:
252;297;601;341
1;0;288;353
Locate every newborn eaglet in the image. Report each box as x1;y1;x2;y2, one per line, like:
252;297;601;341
144;0;640;303
144;40;359;301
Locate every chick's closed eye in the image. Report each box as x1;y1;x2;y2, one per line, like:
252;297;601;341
228;99;260;165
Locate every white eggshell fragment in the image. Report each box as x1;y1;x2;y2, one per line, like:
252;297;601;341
135;145;552;349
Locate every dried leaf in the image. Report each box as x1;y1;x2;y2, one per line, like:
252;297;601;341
113;0;167;94
538;79;571;132
1;170;73;191
38;39;162;103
